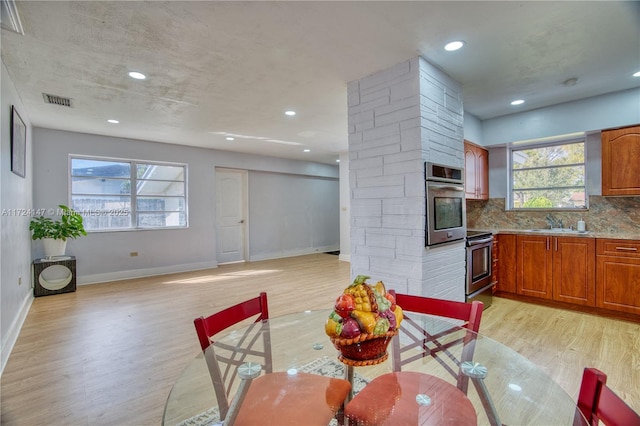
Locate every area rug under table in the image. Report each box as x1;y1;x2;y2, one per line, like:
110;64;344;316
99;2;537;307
176;356;369;426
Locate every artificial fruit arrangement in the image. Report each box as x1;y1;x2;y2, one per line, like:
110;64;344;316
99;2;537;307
325;275;403;340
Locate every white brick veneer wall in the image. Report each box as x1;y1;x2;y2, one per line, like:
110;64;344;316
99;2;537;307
347;57;466;301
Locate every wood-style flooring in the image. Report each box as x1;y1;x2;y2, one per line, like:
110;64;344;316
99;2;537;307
1;253;638;425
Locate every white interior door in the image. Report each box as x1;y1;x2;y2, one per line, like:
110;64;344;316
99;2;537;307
215;169;247;264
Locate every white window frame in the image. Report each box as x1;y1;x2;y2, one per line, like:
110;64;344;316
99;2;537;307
509;138;587;211
69;155;188;231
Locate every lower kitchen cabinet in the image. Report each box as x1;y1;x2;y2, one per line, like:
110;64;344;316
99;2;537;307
496;234;516;293
516;235;595;306
596;239;640;315
517;235;553;299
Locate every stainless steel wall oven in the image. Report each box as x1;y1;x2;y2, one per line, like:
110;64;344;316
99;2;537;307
466;231;493;307
425;162;466;246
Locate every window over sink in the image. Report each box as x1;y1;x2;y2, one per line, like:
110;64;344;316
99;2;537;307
510;139;586;210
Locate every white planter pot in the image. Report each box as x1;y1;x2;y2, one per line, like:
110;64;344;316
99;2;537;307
42;238;67;258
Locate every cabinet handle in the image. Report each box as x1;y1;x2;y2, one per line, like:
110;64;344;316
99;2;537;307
555;238;558;252
546;237;550;251
615;247;638;251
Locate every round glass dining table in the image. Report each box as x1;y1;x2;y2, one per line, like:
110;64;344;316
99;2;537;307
163;309;586;426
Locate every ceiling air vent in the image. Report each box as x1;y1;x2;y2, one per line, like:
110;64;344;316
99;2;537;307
43;93;73;108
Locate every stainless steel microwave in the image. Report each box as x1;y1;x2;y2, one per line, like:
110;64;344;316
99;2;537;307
425;162;466;246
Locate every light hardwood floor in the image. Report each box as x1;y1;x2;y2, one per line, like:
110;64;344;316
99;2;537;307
1;253;638;425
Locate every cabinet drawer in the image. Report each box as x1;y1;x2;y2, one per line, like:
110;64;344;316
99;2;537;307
596;239;640;258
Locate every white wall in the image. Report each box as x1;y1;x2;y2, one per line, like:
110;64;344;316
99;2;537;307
1;60;34;374
463;111;483;145
481;88;640;146
32;128;339;283
338;152;350;262
248;171;339;260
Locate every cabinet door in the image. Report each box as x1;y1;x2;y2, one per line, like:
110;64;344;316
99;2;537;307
602;125;640;196
517;235;553;299
552;237;595;306
476;147;489;199
497;234;517;293
596;239;640;314
464;143;478;199
464;141;489;200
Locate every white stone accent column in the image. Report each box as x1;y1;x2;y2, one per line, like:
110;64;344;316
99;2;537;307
347;57;466;301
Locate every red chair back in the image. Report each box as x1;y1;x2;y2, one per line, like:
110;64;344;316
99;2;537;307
345;291;487;426
194;292;269;351
389;290;483;392
576;367;640;426
193;292;271;420
392;291;483;332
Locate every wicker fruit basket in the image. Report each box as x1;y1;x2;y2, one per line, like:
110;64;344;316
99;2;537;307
325;275;403;366
330;329;399;366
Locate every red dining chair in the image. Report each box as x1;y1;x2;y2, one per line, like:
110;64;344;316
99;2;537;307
194;292;351;425
345;291;489;426
575;367;640;426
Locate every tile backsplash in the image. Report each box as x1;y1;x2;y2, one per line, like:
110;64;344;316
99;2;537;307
467;196;640;233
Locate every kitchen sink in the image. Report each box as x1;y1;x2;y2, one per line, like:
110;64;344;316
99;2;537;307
524;228;590;234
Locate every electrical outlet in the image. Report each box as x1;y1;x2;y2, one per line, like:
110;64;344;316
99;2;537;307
130;251;138;257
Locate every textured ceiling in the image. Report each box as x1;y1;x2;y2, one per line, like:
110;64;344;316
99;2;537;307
2;1;639;164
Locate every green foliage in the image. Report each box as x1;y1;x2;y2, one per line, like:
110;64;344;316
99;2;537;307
522;196;553;208
512;142;586;208
29;205;87;241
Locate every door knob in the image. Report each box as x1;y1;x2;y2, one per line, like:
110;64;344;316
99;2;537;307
239;220;244;224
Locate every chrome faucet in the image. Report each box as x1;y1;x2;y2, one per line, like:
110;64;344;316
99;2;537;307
545;215;563;229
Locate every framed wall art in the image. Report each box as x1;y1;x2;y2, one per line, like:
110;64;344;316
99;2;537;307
11;105;26;178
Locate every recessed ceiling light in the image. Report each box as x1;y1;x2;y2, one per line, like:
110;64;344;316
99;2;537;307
444;41;465;51
336;159;340;163
128;71;146;80
633;71;640;77
511;99;525;106
225;137;235;141
303;149;310;152
285;110;296;116
107;119;119;124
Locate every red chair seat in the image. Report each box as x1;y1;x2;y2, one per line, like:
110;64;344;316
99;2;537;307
345;371;477;426
234;372;351;426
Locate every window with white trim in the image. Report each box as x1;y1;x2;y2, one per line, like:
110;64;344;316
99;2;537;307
70;156;187;230
510;140;586;210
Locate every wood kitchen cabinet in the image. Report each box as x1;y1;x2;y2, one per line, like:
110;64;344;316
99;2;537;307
516;235;595;306
596;239;640;315
491;237;498;288
601;125;640;196
464;141;489;200
496;234;516;293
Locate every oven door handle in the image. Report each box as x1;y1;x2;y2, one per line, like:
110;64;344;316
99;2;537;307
467;236;494;246
427;182;464;192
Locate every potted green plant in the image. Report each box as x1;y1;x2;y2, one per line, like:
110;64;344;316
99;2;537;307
29;204;87;257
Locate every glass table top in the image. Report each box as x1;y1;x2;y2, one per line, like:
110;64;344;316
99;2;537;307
163;309;585;426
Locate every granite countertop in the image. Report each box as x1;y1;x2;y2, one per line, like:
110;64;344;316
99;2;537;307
472;229;640;241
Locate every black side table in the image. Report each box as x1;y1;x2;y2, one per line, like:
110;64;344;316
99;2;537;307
32;256;76;297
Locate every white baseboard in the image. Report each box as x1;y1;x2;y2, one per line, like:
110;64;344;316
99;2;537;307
77;260;219;285
1;292;33;375
249;246;339;262
338;253;351;262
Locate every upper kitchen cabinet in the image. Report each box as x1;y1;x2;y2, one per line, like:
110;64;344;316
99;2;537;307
602;125;640;196
464;141;489;200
